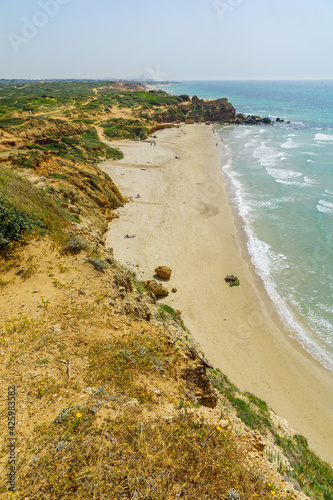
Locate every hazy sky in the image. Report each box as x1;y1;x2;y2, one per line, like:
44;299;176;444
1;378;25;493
1;0;332;80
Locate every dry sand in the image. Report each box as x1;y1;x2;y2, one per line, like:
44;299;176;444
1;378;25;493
101;124;333;465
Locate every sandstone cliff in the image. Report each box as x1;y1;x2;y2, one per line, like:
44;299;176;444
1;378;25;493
185;95;236;122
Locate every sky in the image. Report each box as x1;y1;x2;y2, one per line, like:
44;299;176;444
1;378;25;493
1;0;333;81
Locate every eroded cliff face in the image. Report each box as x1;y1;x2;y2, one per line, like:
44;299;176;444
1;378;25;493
185;96;236;122
151;95;236;125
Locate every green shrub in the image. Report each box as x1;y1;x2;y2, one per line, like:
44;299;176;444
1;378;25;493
102;118;148;140
0;166;68;246
63;235;87;254
0;200;44;246
11;152;36;169
131;272;146;293
156;304;186;330
48;173;70;181
275;433;333;499
209;369;272;430
85;257;109;271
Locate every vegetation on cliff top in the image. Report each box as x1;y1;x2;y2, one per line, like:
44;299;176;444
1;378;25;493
0;165;68;247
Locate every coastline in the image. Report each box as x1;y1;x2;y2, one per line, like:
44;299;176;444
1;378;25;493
101;123;333;465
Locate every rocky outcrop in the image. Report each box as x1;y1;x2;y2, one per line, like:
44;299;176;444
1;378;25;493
155;265;172;279
225;275;240;287
185;96;235;123
150;93;271;127
182;364;218;408
235;114;272;126
146;279;169;296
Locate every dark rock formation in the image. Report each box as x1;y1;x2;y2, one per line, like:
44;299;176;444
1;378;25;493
244;116;257;125
224;275;240;287
182;364;217;408
235;113;246;124
235;114;272;126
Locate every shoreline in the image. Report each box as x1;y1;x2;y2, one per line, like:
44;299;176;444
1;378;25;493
101;124;333;465
217;128;333;373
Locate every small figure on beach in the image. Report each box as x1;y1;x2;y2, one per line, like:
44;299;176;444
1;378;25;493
134;194;141;198
124;234;136;238
175;156;179;159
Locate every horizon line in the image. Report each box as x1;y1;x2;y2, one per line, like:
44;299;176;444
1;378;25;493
1;77;333;82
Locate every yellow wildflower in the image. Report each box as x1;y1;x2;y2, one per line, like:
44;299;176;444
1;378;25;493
76;413;82;418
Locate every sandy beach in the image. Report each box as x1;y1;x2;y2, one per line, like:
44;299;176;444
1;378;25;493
101;124;333;465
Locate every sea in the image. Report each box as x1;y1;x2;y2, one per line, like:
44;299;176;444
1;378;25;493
158;80;333;371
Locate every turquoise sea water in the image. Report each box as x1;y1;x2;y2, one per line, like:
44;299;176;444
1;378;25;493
160;81;333;371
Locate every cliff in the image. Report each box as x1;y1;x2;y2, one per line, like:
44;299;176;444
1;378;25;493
185;95;236;122
0;81;331;499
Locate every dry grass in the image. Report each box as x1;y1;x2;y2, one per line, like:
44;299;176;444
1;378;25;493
87;331;180;392
16;406;273;499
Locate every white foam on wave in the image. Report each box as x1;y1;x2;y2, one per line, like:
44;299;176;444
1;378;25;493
235;129;252;138
318;302;333;315
315;133;333;142
325;189;333;195
318;199;333;209
307;159;314;163
281;137;298;149
276;179;309;187
219;144;333;371
303;176;316;184
253;141;284;167
244;222;333;371
245;230;333;370
244;138;261;149
249;196;296;210
317;204;333;214
307;311;333;338
267;168;302;180
303;151;317;155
